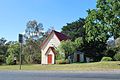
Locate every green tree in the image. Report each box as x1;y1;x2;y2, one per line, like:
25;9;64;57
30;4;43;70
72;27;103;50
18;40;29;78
84;9;109;43
83;0;120;61
96;0;120;39
25;20;44;40
0;38;8;64
0;55;5;64
83;9;108;59
23;39;41;64
0;38;7;55
0;37;7;45
57;40;75;59
23;20;44;64
62;18;85;41
74;37;84;51
6;42;20;64
114;52;120;61
6;53;14;65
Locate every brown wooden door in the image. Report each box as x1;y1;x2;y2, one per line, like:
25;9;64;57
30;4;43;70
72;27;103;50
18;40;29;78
48;54;52;64
77;54;80;62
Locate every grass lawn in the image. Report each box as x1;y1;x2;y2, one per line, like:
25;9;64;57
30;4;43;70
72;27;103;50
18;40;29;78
0;61;120;71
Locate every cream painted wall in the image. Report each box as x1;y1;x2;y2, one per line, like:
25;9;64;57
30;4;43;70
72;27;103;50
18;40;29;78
41;32;61;64
46;50;55;64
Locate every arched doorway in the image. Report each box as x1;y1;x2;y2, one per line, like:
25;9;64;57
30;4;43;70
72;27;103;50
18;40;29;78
48;54;52;64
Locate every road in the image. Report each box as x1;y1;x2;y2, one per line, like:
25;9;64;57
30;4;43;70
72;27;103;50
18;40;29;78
0;71;120;80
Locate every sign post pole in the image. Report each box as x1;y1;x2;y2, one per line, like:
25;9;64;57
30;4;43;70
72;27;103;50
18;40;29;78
19;34;23;70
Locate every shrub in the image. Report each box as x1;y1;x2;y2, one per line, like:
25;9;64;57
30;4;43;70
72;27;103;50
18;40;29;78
114;52;120;61
0;55;5;65
101;57;112;61
104;48;116;58
65;59;70;64
56;59;70;64
56;60;65;64
33;53;41;64
6;54;14;65
56;53;65;60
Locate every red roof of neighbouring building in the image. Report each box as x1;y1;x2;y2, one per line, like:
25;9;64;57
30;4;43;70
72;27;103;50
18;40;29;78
40;30;69;48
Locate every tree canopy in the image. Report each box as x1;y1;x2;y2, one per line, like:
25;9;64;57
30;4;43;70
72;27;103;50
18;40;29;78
62;18;85;41
57;40;76;59
61;0;120;61
96;0;120;39
25;20;44;40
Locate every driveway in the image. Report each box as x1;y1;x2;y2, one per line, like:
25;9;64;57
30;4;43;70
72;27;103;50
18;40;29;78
0;71;120;80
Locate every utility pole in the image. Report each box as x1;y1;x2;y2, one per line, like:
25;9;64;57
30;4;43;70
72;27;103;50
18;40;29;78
19;34;23;70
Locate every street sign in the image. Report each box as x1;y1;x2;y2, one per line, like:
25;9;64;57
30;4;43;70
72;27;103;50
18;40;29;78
19;34;23;43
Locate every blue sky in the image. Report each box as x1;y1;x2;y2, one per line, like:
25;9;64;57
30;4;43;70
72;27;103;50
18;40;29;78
0;0;96;41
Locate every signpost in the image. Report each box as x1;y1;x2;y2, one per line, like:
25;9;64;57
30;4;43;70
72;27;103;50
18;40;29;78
19;34;23;70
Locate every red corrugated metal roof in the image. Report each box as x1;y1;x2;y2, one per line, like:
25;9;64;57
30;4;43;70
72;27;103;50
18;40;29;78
40;30;69;48
54;30;69;41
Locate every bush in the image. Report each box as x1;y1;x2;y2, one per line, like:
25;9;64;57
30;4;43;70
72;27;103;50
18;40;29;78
0;55;5;65
114;52;120;61
6;54;14;65
101;57;112;61
33;53;41;64
104;48;116;58
65;59;70;64
56;53;65;60
56;59;70;64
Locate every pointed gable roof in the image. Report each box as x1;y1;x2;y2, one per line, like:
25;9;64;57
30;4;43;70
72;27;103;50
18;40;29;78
54;30;69;41
45;47;56;55
40;30;69;48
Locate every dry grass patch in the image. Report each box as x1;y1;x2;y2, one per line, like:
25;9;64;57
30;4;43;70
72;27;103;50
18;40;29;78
0;61;120;71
